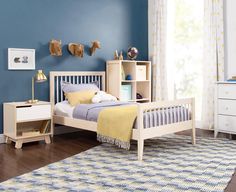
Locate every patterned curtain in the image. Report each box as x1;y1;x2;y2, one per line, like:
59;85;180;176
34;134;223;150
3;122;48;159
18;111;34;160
148;0;168;101
201;0;225;129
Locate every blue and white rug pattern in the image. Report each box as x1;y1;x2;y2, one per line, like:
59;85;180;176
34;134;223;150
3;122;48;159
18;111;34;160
0;135;236;192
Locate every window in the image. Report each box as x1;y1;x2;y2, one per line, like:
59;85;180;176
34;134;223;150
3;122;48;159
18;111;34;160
166;0;204;123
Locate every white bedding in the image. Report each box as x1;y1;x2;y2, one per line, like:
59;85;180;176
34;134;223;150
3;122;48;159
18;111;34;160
54;101;74;118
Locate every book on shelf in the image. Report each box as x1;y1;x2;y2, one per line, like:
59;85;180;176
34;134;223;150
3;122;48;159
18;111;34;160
227;79;236;82
227;76;236;81
22;131;40;137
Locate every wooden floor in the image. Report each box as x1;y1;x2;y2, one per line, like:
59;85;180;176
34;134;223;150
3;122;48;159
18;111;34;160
0;131;99;182
0;128;235;191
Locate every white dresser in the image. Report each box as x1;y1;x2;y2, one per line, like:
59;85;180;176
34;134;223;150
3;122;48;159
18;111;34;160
215;82;236;137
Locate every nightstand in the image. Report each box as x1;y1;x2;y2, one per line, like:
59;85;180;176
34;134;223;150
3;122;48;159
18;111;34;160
3;101;52;149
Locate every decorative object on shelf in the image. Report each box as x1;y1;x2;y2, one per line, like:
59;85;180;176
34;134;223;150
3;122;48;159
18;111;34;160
126;74;132;80
8;48;35;70
68;43;84;58
120;84;132;101
119;51;123;60
127;47;138;60
90;41;101;56
49;39;62;56
136;93;143;100
136;65;147;81
27;70;47;104
114;50;119;60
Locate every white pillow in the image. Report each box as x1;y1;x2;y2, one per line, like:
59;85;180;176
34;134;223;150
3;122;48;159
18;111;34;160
92;91;117;103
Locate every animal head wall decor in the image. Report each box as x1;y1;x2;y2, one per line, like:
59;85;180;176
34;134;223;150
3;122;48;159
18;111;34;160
90;41;101;56
68;43;84;58
49;39;62;56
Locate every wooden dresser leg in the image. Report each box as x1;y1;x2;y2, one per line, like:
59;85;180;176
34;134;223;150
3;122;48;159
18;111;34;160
214;131;218;138
45;136;51;144
5;137;12;144
15;140;23;149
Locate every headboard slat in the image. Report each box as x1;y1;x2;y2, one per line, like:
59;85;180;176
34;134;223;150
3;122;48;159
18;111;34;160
56;76;59;103
60;76;63;102
50;71;106;105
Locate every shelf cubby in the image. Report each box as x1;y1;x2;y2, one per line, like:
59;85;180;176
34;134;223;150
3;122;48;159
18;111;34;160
106;60;151;102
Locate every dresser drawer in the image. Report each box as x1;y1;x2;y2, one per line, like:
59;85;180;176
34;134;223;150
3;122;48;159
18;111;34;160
218;115;236;132
16;105;51;122
218;84;236;99
218;99;236;116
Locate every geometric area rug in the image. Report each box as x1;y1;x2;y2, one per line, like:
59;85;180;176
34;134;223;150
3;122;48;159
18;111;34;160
0;135;235;192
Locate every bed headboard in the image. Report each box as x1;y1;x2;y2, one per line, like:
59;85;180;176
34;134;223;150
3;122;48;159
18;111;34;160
50;71;106;105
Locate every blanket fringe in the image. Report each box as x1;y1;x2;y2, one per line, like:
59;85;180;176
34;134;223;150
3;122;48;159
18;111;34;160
97;134;130;150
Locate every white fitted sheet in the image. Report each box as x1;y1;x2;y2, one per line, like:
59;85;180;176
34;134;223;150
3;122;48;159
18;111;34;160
54;101;74;118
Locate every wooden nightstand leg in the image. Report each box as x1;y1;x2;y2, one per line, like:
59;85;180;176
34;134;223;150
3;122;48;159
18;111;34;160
51;121;54;137
45;135;51;144
5;137;12;144
15;140;23;149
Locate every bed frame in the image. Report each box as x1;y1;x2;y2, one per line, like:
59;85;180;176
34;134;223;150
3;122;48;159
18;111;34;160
50;71;196;161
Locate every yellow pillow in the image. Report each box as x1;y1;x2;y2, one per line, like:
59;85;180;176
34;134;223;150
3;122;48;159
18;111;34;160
65;90;96;106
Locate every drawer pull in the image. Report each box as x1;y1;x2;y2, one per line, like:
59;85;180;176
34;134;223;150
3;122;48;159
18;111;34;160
225;107;229;110
225;91;229;94
16;105;32;108
225;123;229;127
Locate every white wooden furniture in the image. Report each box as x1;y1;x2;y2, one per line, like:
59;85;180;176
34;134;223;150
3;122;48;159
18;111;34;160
214;82;236;137
106;60;151;102
50;71;196;161
4;101;52;149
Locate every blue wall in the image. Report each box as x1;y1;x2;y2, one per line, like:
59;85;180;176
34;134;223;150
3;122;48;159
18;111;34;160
0;0;148;134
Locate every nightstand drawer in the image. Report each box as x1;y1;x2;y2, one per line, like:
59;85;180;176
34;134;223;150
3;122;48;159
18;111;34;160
16;105;51;122
218;84;236;99
218;99;236;116
218;115;236;132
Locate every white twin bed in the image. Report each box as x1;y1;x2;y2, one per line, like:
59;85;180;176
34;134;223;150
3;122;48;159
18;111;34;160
50;71;196;161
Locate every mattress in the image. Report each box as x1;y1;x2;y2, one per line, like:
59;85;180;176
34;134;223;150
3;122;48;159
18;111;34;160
54;101;191;129
72;102;191;129
54;101;74;118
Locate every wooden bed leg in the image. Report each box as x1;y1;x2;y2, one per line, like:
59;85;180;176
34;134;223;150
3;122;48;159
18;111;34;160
192;127;196;145
214;131;218;138
138;139;144;161
191;98;196;145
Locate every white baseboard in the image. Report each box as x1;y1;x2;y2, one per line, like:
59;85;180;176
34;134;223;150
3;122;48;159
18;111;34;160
0;134;5;144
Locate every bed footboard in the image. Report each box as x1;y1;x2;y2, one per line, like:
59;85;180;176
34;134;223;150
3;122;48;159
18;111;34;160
135;98;195;161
